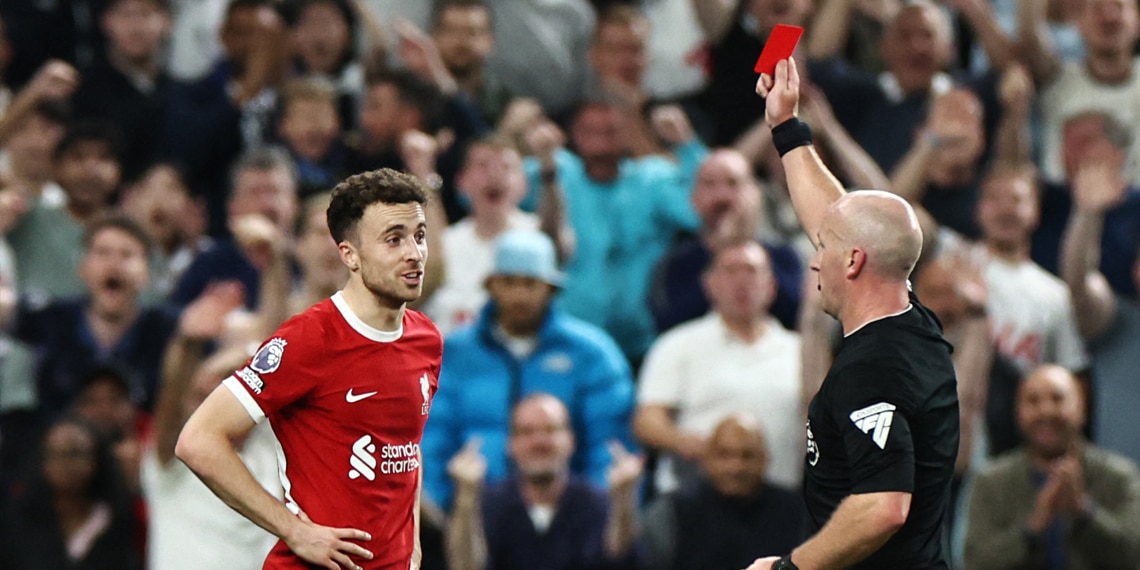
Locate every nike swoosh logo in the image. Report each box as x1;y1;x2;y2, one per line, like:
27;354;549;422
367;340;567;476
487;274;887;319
345;389;378;403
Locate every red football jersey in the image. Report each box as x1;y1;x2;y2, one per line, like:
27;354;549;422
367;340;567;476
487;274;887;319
223;292;442;570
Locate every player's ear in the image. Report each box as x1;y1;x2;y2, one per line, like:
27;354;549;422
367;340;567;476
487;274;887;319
338;241;359;272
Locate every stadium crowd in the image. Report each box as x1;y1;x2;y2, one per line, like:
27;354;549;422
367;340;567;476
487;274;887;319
0;0;1138;568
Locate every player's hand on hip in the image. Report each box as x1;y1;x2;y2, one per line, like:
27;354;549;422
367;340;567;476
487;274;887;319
287;510;374;570
755;57;801;128
743;555;780;570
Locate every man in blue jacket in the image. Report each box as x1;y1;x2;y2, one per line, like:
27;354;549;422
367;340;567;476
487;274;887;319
421;230;636;509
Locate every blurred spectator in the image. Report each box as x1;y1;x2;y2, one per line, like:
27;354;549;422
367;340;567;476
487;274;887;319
120;162;210;300
275;76;345;200
430;0;512;126
286;0;366;129
347;67;488;223
169;146;298;310
1033;112;1140;300
524;101;706;365
289;192;346;315
0;415;140;570
145;328;279;569
889;65;1034;239
809;1;1007;174
0;97;71;290
805;0;899;73
445;393;642;570
13;215;179;423
963;364;1140;569
649;148;803;333
587;5;662;157
8;120;123;300
975;163;1088;374
635;241;802;492
1023;0;1140;185
423;137;542;335
72;0;173;181
71;367;145;494
481;0;595;118
421;230;635;509
0;59;78;148
643;415;805;570
1060;150;1140;467
164;0;290;234
911;250;1023;465
0;0;107;85
694;0;813;145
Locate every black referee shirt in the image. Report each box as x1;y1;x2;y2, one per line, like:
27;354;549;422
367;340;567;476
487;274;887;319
804;292;959;569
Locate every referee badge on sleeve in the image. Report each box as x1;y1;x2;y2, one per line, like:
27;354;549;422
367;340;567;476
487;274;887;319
850;402;896;449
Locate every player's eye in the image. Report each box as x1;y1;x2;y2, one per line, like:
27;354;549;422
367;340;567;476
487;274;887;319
386;236;401;246
414;230;426;243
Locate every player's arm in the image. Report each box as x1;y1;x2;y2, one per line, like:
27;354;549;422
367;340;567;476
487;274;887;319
176;386;375;570
756;58;846;249
787;491;911;569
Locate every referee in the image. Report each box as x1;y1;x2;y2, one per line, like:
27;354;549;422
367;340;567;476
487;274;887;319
746;58;959;570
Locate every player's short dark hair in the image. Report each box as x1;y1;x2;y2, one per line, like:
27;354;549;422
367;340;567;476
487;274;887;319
363;68;445;132
84;212;153;258
430;0;490;31
327;169;428;243
53;120;123;164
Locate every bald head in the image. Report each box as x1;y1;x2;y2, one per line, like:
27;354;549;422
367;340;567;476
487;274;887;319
828;191;924;281
703;414;769;498
1017;364;1085;459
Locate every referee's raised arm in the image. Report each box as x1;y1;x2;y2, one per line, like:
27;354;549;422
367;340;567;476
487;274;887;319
754;58;846;249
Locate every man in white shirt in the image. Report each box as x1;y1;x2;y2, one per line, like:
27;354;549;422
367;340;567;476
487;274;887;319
423;136;539;335
975;163;1088;374
1022;0;1140;183
634;240;802;492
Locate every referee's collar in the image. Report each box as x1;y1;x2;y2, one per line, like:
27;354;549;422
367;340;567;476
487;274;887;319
844;304;913;338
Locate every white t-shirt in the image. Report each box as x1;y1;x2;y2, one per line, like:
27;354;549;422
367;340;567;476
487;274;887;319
1039;59;1140;184
638;314;803;490
984;256;1089;374
641;0;707;99
166;0;228;81
142;422;282;570
423;212;539;336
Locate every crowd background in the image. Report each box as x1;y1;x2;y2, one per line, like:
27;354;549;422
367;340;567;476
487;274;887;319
0;0;1139;568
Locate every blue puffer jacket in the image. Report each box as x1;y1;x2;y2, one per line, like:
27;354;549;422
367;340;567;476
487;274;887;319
421;301;636;508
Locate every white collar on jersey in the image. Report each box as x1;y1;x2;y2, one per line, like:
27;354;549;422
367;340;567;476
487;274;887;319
332;291;404;343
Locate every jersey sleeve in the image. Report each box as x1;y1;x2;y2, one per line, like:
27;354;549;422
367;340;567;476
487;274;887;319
222;317;322;423
829;364;916;495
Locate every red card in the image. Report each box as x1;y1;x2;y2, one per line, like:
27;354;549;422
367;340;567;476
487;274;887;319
754;24;805;75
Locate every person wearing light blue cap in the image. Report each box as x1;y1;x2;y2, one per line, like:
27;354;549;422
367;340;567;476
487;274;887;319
421;229;638;510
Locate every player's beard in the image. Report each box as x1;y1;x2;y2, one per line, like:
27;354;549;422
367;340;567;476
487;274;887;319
360;263;422;308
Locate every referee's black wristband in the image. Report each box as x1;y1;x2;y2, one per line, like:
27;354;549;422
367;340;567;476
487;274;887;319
771;118;813;157
772;555;800;570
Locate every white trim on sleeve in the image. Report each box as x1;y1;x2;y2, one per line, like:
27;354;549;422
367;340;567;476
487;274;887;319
223;376;267;424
